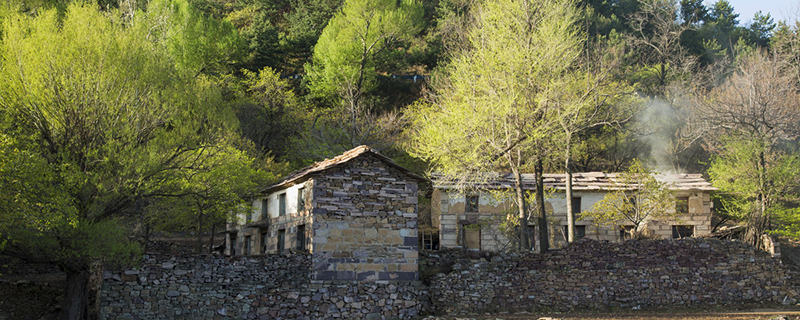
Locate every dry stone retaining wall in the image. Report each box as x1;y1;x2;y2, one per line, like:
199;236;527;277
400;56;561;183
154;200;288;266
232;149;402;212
430;238;797;314
99;239;797;319
99;253;427;320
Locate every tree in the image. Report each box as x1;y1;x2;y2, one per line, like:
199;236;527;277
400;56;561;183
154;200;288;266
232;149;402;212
410;0;585;251
688;50;800;246
627;0;697;94
584;159;676;238
304;0;423;154
552;70;637;243
0;2;256;319
708;137;800;244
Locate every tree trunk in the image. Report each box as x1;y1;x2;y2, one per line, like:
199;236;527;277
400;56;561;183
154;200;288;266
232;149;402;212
60;268;90;320
565;138;574;243
746;150;768;247
197;206;204;253
513;169;529;251
536;158;549;251
209;223;216;254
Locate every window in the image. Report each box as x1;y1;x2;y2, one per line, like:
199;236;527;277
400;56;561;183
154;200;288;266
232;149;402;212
279;193;286;216
672;225;694;239
563;225;586;240
571;197;582;214
676;196;689;214
261;198;268;220
465;195;479;212
297;187;306;212
277;229;286;254
229;235;237;256
463;225;480;250
297;224;306;251
620;226;634;240
244;236;251;256
261;232;269;254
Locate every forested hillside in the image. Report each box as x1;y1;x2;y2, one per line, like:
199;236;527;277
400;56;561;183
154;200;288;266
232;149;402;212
1;0;800;319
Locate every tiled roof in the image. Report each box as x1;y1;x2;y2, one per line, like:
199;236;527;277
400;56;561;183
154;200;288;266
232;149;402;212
261;145;428;194
432;171;717;191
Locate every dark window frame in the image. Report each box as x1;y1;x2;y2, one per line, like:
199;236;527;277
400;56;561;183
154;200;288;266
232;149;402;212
672;225;694;239
297;224;306;251
261;232;269;254
462;224;481;250
279;193;286;217
563;225;586;240
277;229;286;254
620;226;634;240
465;194;479;212
571;196;582;214
297;187;306;212
261;198;269;220
676;196;689;214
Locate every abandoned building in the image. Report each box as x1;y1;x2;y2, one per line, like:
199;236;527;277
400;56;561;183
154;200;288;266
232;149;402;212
432;172;717;251
225;145;426;281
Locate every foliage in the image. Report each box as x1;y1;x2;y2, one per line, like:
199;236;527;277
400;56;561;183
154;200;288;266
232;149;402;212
584;159;676;238
305;0;424;106
708;137;800;241
410;0;585;250
0;2;261;318
220;67;309;161
143;0;246;75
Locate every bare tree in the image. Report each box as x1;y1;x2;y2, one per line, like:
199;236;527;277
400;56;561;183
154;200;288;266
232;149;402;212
627;0;697;94
687;50;800;246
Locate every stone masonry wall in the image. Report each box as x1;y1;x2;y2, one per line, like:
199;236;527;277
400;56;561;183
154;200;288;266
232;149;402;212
99;253;428;320
99;238;797;319
310;154;419;281
430;238;797;314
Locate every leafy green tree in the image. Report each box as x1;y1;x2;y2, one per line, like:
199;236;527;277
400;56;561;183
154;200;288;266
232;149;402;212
304;0;423;154
0;2;257;319
221;67;309;160
143;0;246;75
553;70;638;242
709;137;800;243
745;11;775;48
281;0;343;73
410;0;585;251
584;159;676;238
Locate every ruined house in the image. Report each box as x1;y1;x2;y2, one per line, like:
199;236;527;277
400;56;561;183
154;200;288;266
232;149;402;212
432;172;717;251
225;145;426;281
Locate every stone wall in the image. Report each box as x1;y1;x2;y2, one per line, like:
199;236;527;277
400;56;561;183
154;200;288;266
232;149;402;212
99;253;427;320
429;238;797;314
98;238;797;319
311;154;420;281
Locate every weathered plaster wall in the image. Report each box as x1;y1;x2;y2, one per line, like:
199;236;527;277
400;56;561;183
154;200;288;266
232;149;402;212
434;189;713;251
228;181;313;256
99;253;427;320
311;154;420;281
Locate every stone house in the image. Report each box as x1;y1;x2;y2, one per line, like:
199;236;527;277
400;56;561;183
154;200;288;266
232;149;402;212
225;145;426;281
432;172;717;251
